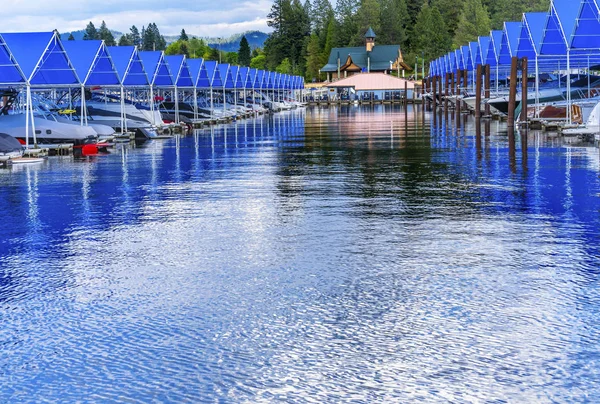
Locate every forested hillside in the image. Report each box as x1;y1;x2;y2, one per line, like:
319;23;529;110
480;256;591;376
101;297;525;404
262;0;550;80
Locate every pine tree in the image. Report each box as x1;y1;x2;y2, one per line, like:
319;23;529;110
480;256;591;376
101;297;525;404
238;36;252;66
432;0;465;37
453;0;491;47
352;0;381;46
67;33;75;41
118;34;133;46
305;33;322;81
180;29;189;42
83;22;99;40
413;4;452;62
335;0;359;46
130;26;141;48
379;0;409;45
99;21;116;46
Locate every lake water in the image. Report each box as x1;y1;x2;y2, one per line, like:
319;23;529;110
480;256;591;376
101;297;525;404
1;105;600;402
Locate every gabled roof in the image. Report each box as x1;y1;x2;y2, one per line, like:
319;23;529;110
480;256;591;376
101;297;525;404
540;0;580;55
187;58;211;88
478;36;490;65
322;45;401;72
570;0;600;50
63;40;120;86
218;63;234;89
498;22;522;65
204;61;222;88
1;31;79;86
0;33;27;85
165;55;194;87
238;67;250;88
255;70;265;89
517;12;547;58
108;46;149;86
139;51;173;87
486;30;503;66
230;65;244;88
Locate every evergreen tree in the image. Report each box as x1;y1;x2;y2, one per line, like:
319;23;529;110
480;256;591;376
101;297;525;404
335;0;359;46
264;0;310;72
238;36;252;66
99;21;116;46
130;26;141;48
453;0;491;47
432;0;465;37
379;0;409;45
180;29;189;42
413;4;452;62
83;22;99;40
180;43;190;58
118;34;133;46
312;0;334;38
305;33;322;81
352;0;381;46
142;23;167;51
322;16;336;63
67;33;75;41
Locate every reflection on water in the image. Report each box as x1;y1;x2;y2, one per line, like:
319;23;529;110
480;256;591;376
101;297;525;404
1;105;600;402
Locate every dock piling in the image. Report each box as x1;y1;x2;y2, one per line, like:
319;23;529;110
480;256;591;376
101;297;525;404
507;57;518;126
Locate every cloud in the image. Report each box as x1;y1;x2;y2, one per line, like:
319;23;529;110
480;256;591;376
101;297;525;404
1;0;273;36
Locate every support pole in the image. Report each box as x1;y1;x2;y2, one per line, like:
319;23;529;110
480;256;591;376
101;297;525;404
432;76;437;110
475;64;482;118
484;64;491;116
520;57;528;123
507;56;518;126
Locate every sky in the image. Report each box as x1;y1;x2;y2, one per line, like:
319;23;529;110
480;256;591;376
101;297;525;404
2;0;274;37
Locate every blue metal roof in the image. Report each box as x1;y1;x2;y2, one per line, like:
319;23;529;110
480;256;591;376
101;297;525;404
165;55;194;87
229;66;244;88
485;30;503;66
203;61;222;88
1;31;79;86
0;33;27;85
62;40;120;86
570;0;600;50
249;68;258;88
139;51;173;87
540;0;580;55
255;70;264;89
498;22;522;65
517;12;547;58
107;46;148;86
238;67;250;88
478;37;490;65
218;63;234;89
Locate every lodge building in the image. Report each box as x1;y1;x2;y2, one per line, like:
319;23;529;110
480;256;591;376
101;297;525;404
320;27;411;81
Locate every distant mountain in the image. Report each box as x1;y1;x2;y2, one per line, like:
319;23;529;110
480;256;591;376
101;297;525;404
206;31;269;52
60;29;269;52
60;30;123;41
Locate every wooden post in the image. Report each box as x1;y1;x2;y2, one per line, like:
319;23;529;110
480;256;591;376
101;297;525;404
507;56;519;125
432;76;437;110
456;70;461;115
444;73;449;110
475;64;482;118
462;69;469;110
438;74;443;108
484;64;491;116
404;80;408;105
520;57;528;123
